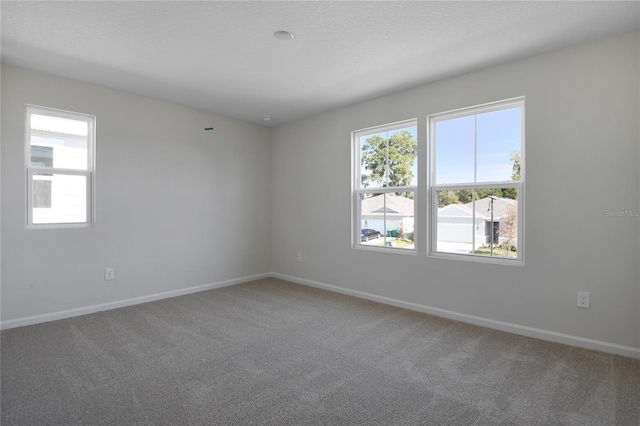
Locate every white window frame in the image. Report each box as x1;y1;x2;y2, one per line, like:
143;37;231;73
25;105;96;228
352;119;418;254
427;98;525;265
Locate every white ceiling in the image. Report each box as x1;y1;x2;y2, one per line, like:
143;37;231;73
2;1;639;126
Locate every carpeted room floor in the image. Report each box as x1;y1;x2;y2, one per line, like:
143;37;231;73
1;277;639;425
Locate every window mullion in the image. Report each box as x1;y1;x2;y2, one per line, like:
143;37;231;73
358;186;416;195
385;130;390;187
472;190;476;253
28;167;90;176
26;171;34;225
433;182;520;191
474;114;478;184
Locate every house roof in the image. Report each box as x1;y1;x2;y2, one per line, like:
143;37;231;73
438;197;517;220
468;197;517;219
362;194;414;216
438;203;475;218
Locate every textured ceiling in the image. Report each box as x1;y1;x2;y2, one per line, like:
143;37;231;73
2;1;639;126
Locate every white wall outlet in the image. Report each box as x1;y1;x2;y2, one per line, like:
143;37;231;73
105;268;115;281
296;252;302;262
577;291;590;308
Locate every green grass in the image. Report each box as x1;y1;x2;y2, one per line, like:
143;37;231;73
473;246;517;258
375;238;414;248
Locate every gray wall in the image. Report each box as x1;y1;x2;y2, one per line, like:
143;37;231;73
2;32;639;353
271;32;640;349
1;64;272;323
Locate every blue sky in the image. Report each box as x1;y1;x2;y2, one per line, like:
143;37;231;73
435;107;521;184
359;106;521;188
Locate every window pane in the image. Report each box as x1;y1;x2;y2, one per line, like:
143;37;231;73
30;115;89;170
470;189;518;258
435;116;475;184
31;114;88;136
360;192;385;242
360;192;415;249
360;132;386;189
435;188;518;258
476;107;522;182
383;192;415;249
360;125;417;189
387;127;417;187
32;173;87;224
435;190;476;254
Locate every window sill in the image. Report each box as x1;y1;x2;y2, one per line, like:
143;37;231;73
27;222;94;230
353;244;417;256
428;250;524;266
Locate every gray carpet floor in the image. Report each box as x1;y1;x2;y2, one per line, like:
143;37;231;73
1;278;639;425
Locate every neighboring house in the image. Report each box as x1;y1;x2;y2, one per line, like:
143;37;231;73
361;194;414;236
437;197;517;247
30;125;89;224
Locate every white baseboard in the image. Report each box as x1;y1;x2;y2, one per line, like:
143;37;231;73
4;271;639;360
271;273;640;360
0;273;271;331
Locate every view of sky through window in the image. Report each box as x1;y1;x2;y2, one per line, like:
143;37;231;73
436;107;521;184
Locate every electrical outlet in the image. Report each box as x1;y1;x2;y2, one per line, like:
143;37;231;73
105;268;115;281
577;291;590;308
296;252;302;262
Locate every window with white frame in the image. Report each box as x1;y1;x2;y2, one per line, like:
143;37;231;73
428;98;524;263
26;105;95;227
353;119;417;251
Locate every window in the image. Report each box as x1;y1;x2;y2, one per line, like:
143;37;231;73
428;98;524;263
26;105;95;227
353;119;417;251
